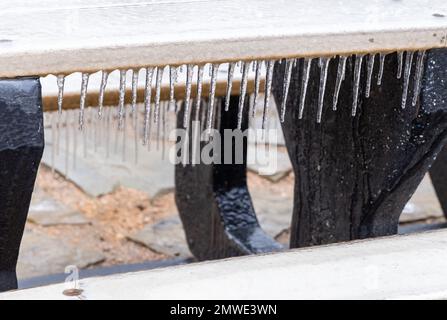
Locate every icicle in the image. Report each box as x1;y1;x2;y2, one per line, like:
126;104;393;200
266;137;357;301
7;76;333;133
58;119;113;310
280;59;294;122
154;66;163;125
352;54;364;117
98;70;109;118
195;65;204;122
377;53;386;86
252;60;263;117
412;51;426;107
183;64;194;128
333;56;347;111
134;102;139;164
57;75;65;114
397;51;404;79
299;58;312;119
169;66;177;111
401;51;414;109
252;61;257;72
56;75;65;156
118;69;127;129
143;67;154;145
225;62;236;111
262;60;275;130
317;57;330;123
206;63;219;132
237;61;249;129
131;69;139;117
79;73;89;130
365;54;375;98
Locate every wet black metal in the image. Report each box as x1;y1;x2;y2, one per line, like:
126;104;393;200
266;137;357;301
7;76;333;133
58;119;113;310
273;49;447;248
175;96;282;260
0;78;44;292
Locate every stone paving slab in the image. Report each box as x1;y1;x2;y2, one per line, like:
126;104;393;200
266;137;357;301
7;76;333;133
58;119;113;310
127;216;190;258
28;188;89;226
17;228;105;279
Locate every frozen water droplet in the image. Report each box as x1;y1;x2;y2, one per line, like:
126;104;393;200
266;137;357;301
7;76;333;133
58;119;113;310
143;67;154;145
280;59;294;122
118;69;127;129
252;60;263;117
154;66;164;125
365;54;375;98
98;70;109;118
299;58;312;119
195;65;204;122
225;62;236;111
79;73;89;130
183;64;194;128
237;61;250;129
262;60;275;130
317;57;330;123
206;64;219;131
352;54;364;116
377;53;386;86
401;51;414;109
412;51;426;107
397;51;404;79
333;56;347;111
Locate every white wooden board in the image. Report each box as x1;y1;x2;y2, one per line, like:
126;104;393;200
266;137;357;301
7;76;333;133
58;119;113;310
0;0;446;77
3;229;447;300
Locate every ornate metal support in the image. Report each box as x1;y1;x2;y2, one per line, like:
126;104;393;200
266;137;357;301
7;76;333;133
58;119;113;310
274;49;447;248
175;97;282;260
0;78;44;292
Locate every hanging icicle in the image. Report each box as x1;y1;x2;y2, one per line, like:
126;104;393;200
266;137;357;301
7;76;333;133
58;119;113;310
352;54;364;117
225;62;236;111
237;61;250;129
412;50;426;107
333;56;347;111
143;67;155;145
183;64;194;128
299;58;312;119
401;51;414;109
98;70;109;118
280;59;294;122
262;60;275;130
317;57;330;123
365;54;375;98
79;72;89;130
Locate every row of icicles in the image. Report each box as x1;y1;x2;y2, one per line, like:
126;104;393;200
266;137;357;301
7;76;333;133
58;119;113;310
54;50;426;143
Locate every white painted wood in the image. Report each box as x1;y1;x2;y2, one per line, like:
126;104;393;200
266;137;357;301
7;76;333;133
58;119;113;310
0;0;446;77
3;229;447;300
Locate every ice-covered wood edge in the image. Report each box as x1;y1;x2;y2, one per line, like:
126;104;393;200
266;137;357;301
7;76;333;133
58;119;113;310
41;68;265;112
3;229;447;300
0;0;446;78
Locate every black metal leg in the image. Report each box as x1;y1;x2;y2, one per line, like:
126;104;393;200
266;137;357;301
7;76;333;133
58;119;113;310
273;49;447;248
0;78;44;292
429;145;447;218
175;97;282;260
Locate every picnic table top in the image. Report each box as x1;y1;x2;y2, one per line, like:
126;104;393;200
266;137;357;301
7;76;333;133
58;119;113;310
0;0;446;78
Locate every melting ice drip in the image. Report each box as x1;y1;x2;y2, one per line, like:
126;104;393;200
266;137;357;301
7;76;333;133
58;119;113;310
48;51;426;174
